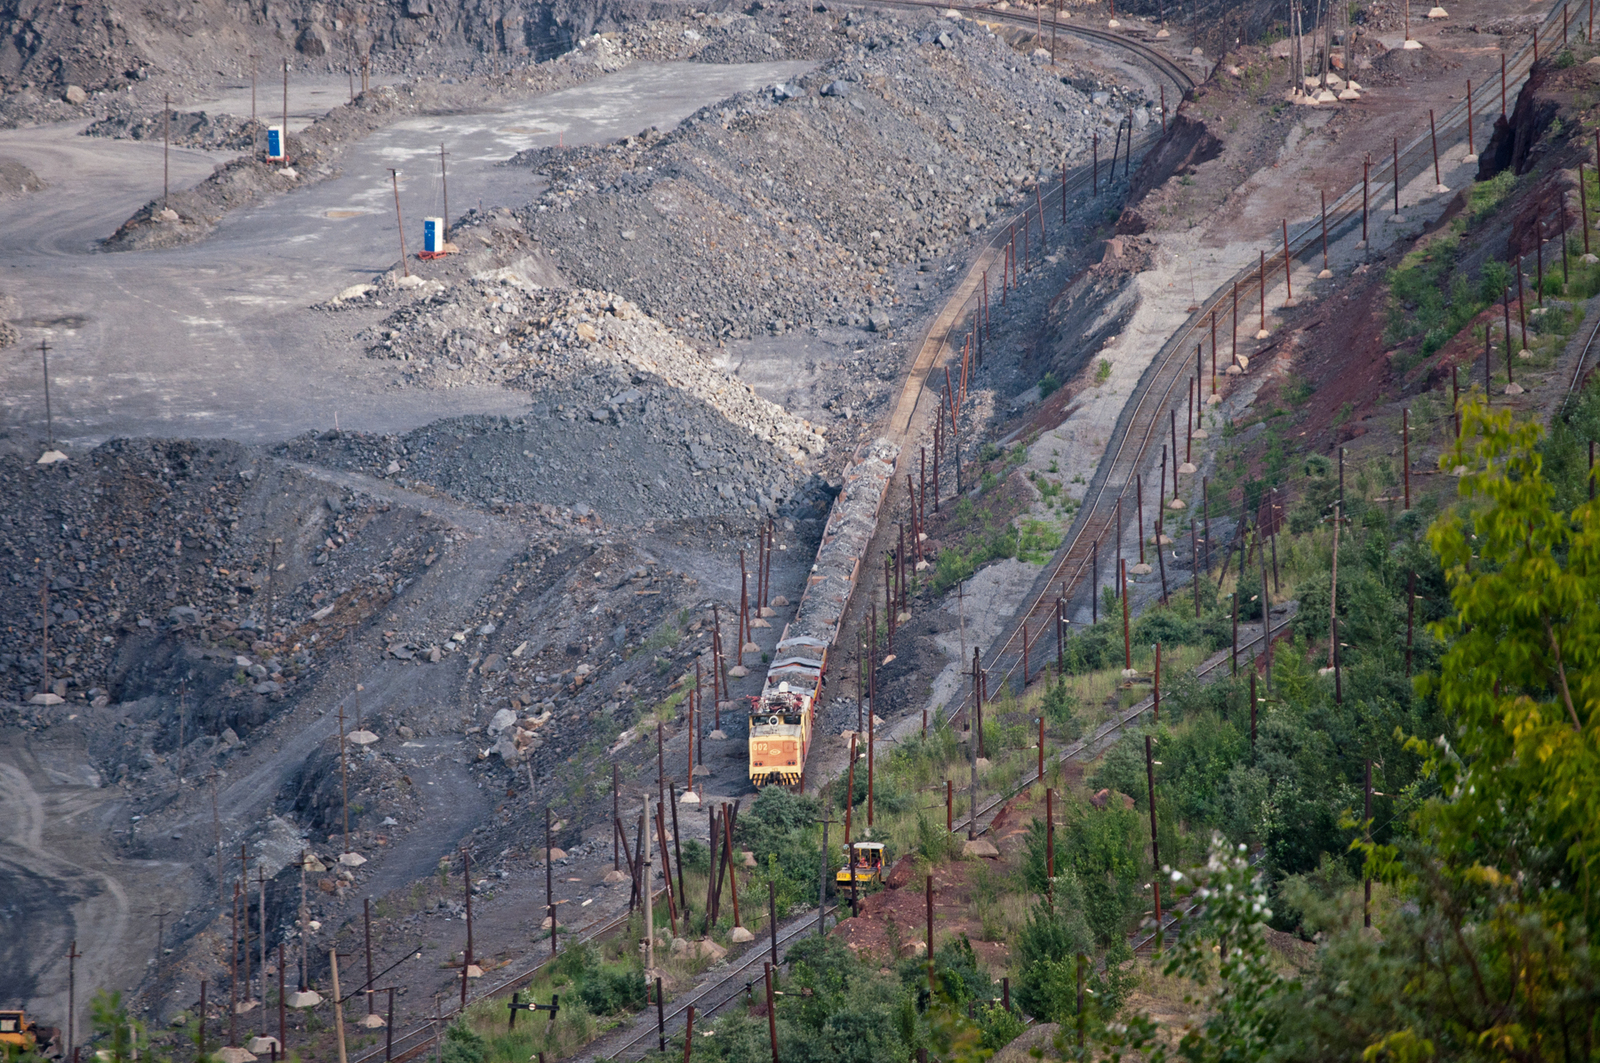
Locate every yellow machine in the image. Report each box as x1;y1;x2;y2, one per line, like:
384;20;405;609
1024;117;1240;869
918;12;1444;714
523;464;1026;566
748;663;821;789
0;1010;61;1059
835;841;886;886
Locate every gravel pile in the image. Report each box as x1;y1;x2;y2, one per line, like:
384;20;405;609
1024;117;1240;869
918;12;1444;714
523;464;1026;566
0;440;444;723
617;7;843;64
510;3;1154;343
84;108;265;150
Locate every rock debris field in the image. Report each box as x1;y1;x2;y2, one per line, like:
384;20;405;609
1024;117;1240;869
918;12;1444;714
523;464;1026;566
0;0;1175;1029
512;5;1156;343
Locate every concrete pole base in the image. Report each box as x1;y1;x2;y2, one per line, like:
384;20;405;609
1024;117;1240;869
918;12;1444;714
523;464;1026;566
1254;329;1270;340
1281;298;1298;308
1318;269;1334;279
1434;184;1451;194
1206;394;1222;406
1462;153;1478;164
1505;382;1525;395
1403;39;1424;49
1388;214;1406;223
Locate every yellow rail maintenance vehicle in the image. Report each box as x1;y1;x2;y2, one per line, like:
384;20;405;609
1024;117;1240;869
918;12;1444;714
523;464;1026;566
1;1010;62;1059
747;656;821;789
836;841;886;886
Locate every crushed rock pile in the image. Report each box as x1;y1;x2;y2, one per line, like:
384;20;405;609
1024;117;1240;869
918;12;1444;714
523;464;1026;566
326;270;829;524
0;440;447;729
84;108;265;150
611;6;843;64
511;3;1154;342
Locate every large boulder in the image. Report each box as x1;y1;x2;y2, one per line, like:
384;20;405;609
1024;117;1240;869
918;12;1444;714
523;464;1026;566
296;25;330;57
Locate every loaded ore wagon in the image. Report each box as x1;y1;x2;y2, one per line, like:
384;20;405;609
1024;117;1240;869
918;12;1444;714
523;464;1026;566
748;439;898;788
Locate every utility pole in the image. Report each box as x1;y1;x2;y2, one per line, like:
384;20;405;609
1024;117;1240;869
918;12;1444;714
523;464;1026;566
968;649;980;840
1145;735;1161;934
547;807;557;957
364;898;375;1019
66;940;79;1059
439;144;451;242
163;93;171;208
282;60;289;163
38;339;54;451
250;56;258;157
210;769;224;906
177;681;186;781
643;798;656;977
816;815;833;937
1363;759;1374;928
330;949;349;1063
387;169;410;277
461;848;472;1008
239;844;251;1003
339;698;350;854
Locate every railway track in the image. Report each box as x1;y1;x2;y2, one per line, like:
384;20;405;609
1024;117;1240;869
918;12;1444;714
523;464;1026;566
957;602;1298;838
354;9;1583;1058
347;905;637;1063
1571;291;1600;395
932;0;1576;733
343;23;1195;1063
597;904;841;1061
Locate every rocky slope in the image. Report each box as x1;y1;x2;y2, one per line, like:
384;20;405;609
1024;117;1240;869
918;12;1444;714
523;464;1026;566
512;4;1155;343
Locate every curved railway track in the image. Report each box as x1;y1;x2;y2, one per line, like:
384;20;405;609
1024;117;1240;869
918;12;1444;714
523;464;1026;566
341;22;1197;1063
1571;291;1600;395
345;907;637;1063
351;8;1582;1058
599;903;840;1061
931;0;1576;732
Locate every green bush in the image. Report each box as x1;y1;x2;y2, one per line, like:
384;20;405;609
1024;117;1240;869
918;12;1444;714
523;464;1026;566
441;1021;487;1063
1041;677;1081;737
677;837;710;874
1012;899;1094;1021
1061;619;1121;674
975;1003;1026;1052
577;966;647;1016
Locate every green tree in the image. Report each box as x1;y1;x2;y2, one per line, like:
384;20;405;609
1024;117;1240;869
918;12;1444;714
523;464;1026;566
1159;836;1297;1062
1277;400;1600;1061
89;991;151;1063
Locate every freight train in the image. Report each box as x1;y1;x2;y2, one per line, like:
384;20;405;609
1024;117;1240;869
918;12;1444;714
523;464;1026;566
748;439;899;788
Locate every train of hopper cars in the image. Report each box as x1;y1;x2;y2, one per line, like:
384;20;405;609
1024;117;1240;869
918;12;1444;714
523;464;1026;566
747;438;899;788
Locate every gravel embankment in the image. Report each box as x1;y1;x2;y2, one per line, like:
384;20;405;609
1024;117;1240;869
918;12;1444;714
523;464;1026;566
511;5;1155;342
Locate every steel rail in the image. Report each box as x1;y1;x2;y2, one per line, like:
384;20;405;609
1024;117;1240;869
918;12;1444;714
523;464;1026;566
601;904;841;1061
1570;291;1600;395
349;27;1192;1063
958;603;1298;837
935;0;1572;733
346;903;640;1063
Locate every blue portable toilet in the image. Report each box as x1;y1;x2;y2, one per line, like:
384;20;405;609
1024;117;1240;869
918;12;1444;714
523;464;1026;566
423;217;444;254
266;126;285;161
